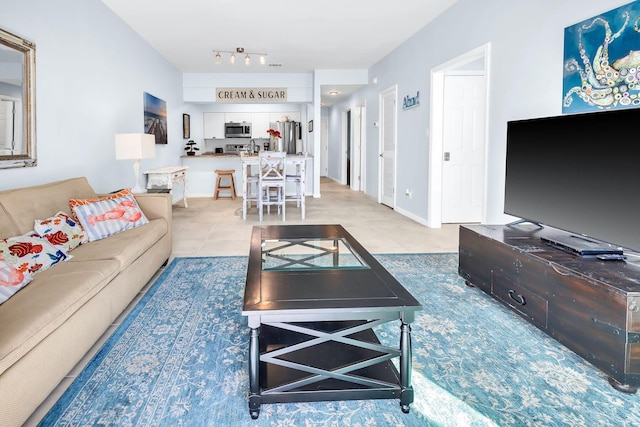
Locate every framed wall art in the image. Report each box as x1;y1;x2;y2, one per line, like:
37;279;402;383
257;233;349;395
563;3;640;113
183;114;190;139
143;92;168;144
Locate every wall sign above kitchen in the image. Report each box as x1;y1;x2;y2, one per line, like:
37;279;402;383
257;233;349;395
402;91;420;110
216;87;288;103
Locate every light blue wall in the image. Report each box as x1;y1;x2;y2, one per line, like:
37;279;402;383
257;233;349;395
0;0;183;193
330;0;631;224
2;0;632;214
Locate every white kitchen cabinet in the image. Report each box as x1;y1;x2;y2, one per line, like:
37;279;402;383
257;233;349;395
269;112;301;123
225;112;251;123
251;113;270;138
203;113;225;139
286;112;301;122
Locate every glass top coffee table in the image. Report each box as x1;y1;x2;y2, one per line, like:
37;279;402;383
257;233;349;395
242;225;423;419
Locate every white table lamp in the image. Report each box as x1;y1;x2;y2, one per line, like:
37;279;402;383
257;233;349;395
115;133;156;193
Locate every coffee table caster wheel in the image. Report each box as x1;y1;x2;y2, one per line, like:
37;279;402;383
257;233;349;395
250;410;260;420
401;404;410;414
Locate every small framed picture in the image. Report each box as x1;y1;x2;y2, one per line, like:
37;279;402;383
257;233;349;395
183;114;190;139
308;120;314;133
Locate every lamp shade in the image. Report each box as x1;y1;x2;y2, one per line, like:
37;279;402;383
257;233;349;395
115;133;156;160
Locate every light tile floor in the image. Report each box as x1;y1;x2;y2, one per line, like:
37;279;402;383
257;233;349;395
172;177;461;258
25;178;463;426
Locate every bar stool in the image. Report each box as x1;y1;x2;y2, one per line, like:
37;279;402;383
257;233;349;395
242;161;259;219
285;160;306;219
214;169;236;200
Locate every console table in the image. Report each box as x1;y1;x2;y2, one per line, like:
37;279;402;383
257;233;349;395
144;166;188;207
458;224;640;393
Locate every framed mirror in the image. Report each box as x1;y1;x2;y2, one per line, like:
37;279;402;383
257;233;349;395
0;28;36;169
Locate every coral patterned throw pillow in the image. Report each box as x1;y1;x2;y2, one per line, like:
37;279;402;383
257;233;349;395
0;233;71;276
34;211;88;253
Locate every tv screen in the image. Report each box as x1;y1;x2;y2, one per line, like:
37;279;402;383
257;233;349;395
504;108;640;253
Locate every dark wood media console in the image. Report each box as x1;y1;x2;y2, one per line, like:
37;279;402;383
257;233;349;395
458;224;640;392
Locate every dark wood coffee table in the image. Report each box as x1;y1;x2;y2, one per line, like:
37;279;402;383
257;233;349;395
242;224;423;419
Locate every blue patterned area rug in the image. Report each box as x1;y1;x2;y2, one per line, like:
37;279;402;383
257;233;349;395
40;255;640;426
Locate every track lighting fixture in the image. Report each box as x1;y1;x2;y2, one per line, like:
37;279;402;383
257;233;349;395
213;47;267;66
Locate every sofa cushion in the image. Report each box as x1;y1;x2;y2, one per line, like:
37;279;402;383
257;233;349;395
0;233;71;275
68;218;167;271
34;211;88;253
72;195;149;242
0;258;33;305
0;259;120;374
0;178;98;238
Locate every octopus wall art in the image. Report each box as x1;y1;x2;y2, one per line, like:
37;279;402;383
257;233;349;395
563;2;640;113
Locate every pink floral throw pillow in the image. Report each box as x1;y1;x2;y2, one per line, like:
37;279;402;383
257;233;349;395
0;257;33;304
71;194;149;242
34;211;88;253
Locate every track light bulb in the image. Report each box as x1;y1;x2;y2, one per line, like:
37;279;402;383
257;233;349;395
213;49;267;66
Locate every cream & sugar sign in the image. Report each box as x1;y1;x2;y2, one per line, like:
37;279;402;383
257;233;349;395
216;87;287;103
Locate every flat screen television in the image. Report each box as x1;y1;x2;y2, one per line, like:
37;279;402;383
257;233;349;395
504;108;640;255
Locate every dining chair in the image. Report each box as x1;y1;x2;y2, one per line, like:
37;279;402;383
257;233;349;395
258;151;286;221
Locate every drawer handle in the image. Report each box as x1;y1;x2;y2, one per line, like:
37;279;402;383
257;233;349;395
508;290;526;306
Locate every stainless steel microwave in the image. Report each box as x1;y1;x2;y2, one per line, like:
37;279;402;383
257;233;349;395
224;122;251;138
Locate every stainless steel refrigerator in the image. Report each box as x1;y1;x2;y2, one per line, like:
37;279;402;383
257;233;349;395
270;121;301;154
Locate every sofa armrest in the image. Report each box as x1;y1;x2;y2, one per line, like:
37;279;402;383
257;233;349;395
133;193;172;223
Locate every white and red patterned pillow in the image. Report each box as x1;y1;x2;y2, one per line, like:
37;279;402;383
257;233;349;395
34;211;88;253
0;257;33;305
0;233;70;276
71;194;149;242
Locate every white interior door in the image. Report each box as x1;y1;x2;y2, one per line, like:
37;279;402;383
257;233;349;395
320;116;328;177
441;74;486;223
350;106;363;191
379;87;396;207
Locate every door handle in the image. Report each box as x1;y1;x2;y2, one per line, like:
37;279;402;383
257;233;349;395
379;154;384;158
444;152;450;161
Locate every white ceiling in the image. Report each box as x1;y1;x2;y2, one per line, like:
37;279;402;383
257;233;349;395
101;0;458;105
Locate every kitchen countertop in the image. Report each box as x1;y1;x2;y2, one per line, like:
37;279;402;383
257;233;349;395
181;152;241;158
181;152;311;159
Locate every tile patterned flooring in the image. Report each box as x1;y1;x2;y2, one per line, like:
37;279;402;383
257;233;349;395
24;178;462;426
172;178;460;258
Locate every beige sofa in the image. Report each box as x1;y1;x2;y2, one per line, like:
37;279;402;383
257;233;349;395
0;177;172;427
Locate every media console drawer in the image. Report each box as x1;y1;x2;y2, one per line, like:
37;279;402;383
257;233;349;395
459;224;640;392
492;270;548;329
